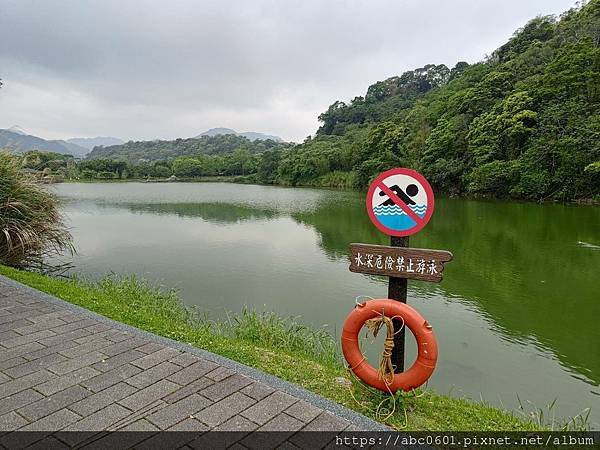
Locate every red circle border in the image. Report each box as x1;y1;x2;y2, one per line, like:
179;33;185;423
366;168;435;237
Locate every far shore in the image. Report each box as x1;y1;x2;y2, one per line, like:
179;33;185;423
58;177;600;205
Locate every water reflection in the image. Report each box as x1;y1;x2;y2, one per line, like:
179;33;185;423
53;183;600;426
295;197;600;387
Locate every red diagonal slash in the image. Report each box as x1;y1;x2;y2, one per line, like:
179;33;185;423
377;182;423;225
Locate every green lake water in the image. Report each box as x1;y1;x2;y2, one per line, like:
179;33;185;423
53;182;600;428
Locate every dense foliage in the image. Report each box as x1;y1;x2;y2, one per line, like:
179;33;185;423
87;133;290;163
275;0;600;200
0;152;73;268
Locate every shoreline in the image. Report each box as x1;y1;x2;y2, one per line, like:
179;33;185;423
59;178;600;206
0;264;573;432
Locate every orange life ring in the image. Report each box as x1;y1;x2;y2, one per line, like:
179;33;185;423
341;299;437;393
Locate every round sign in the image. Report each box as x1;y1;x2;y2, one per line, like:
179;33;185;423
366;168;434;237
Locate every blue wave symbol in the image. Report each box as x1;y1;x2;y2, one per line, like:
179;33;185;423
373;204;427;216
374;204;426;230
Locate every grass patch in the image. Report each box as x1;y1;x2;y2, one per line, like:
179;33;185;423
0;265;561;431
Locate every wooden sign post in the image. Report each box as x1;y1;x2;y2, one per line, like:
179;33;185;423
389;236;409;372
351;168;452;374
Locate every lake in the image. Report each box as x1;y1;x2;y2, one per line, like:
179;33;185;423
52;182;600;428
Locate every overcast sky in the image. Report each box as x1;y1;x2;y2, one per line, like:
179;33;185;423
0;0;577;143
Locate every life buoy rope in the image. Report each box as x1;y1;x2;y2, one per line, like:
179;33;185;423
341;299;437;393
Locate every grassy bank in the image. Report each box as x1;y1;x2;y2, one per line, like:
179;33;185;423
0;265;575;431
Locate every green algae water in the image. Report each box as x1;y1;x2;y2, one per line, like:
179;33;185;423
53;182;600;428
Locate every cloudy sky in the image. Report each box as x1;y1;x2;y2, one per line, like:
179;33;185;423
0;0;577;143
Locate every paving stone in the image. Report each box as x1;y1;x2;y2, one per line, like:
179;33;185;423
141;420;202;449
206;366;236;381
86;329;130;342
284;399;323;423
119;418;159;431
240;382;275;401
38;328;92;347
0;318;31;333
168;352;201;367
64;403;132;431
49;319;97;336
242;413;304;449
167;417;209;432
23;435;71;450
199;373;253;402
0;369;55;399
163;377;214;404
25;311;70;324
194;392;256;428
35;366;100;396
0;388;44;416
0;342;44;362
4;352;69;378
19;408;82;431
97;337;147;357
0;371;10;383
0;356;28;371
84;323;113;334
1;330;56;348
74;329;127;345
135;342;165;354
298;411;350;431
46;351;107;375
146;393;211;430
118;379;180;411
20;340;79;361
189;416;256;449
240;391;298;426
81;427;156;450
13;318;67;335
108;330;135;342
17;385;91;421
81;363;142;392
0;410;30;430
126;361;180;389
216;415;259;432
0;330;20;342
0;310;40;326
259;413;304;432
91;349;145;372
167;359;219;385
57;339;114;358
131;348;181;370
68;382;138;416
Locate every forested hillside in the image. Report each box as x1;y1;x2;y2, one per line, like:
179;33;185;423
87;134;289;162
277;0;600;200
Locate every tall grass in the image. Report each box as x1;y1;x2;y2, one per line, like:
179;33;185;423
78;274;340;367
0;151;74;269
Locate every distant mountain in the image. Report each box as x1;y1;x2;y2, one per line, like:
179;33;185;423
66;136;124;150
199;127;237;137
196;128;283;142
7;125;27;135
0;129;88;157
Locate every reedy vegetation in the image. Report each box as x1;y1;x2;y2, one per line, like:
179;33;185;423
0;151;73;268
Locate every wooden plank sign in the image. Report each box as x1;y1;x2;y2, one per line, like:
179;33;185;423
349;243;453;283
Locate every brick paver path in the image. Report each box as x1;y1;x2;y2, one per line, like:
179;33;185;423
0;276;384;447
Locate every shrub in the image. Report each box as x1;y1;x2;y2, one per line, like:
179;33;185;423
0;151;74;268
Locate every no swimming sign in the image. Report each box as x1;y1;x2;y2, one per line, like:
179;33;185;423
366;168;434;237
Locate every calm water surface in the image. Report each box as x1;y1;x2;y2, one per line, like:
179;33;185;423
53;182;600;427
